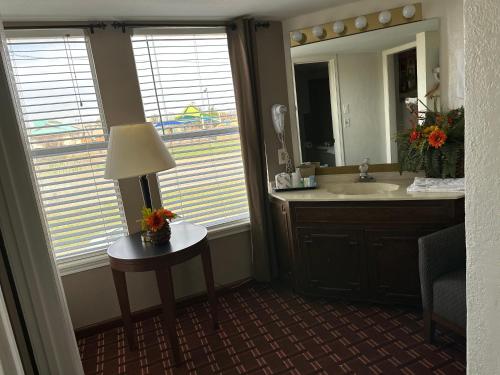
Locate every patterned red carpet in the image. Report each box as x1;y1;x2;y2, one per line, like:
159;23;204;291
78;283;465;374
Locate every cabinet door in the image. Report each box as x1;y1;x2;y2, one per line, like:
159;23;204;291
366;229;422;305
297;227;364;298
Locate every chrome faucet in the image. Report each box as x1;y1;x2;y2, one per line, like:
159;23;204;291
358;158;375;182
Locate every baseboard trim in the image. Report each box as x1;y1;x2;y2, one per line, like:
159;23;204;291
74;277;254;339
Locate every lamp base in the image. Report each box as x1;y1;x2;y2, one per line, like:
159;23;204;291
139;175;153;209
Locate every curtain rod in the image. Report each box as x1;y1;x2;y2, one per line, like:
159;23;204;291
3;20;271;34
3;22;107;33
111;21;236;33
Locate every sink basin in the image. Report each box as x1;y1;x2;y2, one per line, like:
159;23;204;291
327;182;400;195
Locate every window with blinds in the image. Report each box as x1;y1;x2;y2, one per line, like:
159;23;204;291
131;28;249;227
5;30;128;260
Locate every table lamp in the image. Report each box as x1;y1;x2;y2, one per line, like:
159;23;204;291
104;123;176;209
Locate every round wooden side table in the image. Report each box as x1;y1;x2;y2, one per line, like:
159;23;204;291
107;221;218;365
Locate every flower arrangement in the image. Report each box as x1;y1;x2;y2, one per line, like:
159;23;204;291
396;104;464;178
140;207;177;245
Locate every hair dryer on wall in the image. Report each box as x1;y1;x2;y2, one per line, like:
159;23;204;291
272;104;287;135
271;104;293;173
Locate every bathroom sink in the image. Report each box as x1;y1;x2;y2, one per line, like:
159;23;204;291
327;182;400;195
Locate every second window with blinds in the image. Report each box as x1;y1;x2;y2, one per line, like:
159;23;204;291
131;28;249;228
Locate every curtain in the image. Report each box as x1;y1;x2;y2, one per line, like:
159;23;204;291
227;19;277;282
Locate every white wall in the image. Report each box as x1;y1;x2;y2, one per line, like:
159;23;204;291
464;1;500;373
283;0;464;165
336;53;385;165
62;230;252;328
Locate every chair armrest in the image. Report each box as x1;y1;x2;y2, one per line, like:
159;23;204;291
418;223;465;312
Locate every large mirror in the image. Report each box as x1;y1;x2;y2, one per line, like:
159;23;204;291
291;19;440;168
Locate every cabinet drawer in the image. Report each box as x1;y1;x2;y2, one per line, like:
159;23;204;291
293;200;460;225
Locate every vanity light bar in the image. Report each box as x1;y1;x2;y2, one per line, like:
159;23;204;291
290;3;422;47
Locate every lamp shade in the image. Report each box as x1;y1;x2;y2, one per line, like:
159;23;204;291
104;123;176;180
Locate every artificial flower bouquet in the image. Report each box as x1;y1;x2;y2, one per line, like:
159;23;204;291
396;105;464;178
140;207;177;245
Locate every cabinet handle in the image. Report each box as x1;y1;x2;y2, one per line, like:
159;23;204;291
371;242;383;247
348;241;359;246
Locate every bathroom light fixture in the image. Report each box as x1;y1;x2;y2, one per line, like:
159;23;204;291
291;31;305;43
378;10;392;25
312;26;325;38
332;20;345;34
402;4;416;19
289;4;422;48
355;16;367;30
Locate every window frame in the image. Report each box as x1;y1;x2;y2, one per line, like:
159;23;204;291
4;27;251;275
131;27;251;229
4;28;129;271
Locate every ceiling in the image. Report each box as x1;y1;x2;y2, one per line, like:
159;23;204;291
0;0;356;21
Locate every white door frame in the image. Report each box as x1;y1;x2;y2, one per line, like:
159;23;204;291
382;41;417;163
0;23;84;375
289;62;304;164
328;57;345;166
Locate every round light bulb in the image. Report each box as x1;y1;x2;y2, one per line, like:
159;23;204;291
332;21;345;34
291;31;304;43
378;10;392;25
312;26;325;38
402;4;416;19
355;16;368;30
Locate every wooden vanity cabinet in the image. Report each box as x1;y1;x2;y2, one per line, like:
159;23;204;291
270;197;465;306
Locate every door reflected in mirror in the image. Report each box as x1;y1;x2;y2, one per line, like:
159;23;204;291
291;19;440;168
294;62;335;167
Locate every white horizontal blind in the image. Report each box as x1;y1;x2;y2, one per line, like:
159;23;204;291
132;28;249;227
5;31;128;260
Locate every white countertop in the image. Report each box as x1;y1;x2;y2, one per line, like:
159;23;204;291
269;173;465;202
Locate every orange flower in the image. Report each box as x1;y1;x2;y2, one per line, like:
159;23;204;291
428;129;447;149
409;130;421;143
158;208;176;220
163;209;175;219
145;211;165;232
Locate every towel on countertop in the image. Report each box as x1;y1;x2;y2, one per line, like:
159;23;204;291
407;177;465;193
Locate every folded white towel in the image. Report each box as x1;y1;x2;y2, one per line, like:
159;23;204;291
407;177;465;193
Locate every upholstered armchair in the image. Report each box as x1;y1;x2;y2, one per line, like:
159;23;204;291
418;223;466;342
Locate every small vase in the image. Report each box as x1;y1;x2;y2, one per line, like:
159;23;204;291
141;224;171;245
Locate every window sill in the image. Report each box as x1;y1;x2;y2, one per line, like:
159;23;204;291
57;219;251;276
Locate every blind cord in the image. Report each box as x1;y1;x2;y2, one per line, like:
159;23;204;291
65;35;113;247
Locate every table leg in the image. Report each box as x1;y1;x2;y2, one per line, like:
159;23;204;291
155;268;182;366
201;241;218;329
111;269;136;350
